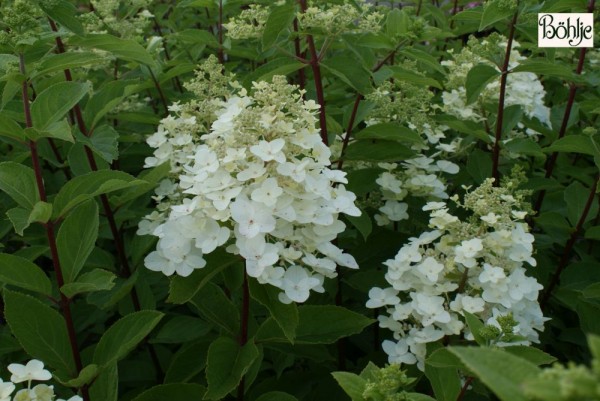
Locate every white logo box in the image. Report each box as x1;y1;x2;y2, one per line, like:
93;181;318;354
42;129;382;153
538;13;594;48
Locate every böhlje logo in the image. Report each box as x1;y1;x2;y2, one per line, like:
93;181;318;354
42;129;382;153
538;13;594;48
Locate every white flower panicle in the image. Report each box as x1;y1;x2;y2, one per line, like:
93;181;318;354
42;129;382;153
441;34;550;138
140;67;361;304
1;360;81;401
368;176;547;370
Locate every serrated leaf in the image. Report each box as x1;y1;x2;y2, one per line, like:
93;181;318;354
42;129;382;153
32;52;104;78
39;0;84;35
174;29;219;47
6;207;31;236
168;249;239;304
242;58;306;88
150;316;211;344
69;34;156;66
465;64;499;104
0;113;25;141
60;364;99;388
479;2;514;31
4;289;75;376
503;346;557;366
354;123;423;144
399;48;447;75
331;372;366;401
56;200;99;283
386;66;442;89
463;311;486;346
262;3;295;49
61;269;116;298
190;283;239;336
53;170;145;218
448;346;541;401
93;310;164;366
322;56;372;94
0;162;39;209
165;340;211;383
204;337;259;400
76;125;119;163
132;384;207;401
255;392;298;401
544;134;600;157
564;181;598;227
84;79;139;130
512;60;579;82
0;253;52;295
89;363;118;401
30;82;91;130
344;140;414;162
249;279;298;343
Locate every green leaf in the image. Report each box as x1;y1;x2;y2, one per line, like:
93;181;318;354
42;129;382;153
585;226;600;240
174;29;219;47
30;82;91;130
504;138;545;159
503;346;557;366
25;119;74;143
346;211;372;241
6;207;31;236
249;279;298;343
0;253;52;295
564;181;599;227
354;123;423;144
463;311;486;346
242;58;306;88
60;364;99;388
38;0;84;35
93;310;164;366
399;48;447;75
132;384;206;401
60;269;116;298
150;316;211;344
56;200;99;283
465;64;499;104
84;79;139;130
0;113;25;141
257;305;374;344
425;344;462;401
344;140;414;162
544;134;600;158
0;162;39;209
4;289;75;376
500;105;523;136
512;60;580;82
322;56;372;94
76;125;119;163
262;3;295;49
69;34;156;66
466;149;492;184
89;363;118;401
448;346;541;401
479;2;514;31
407;394;438;401
589;334;600;360
165;340;211;383
331;372;366;401
190;283;239;336
204;337;260;400
53;170;145;218
386;66;442;89
255;393;298;401
32;52;104;78
168;250;239;304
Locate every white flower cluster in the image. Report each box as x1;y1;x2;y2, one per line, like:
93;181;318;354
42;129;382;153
368;177;547;370
86;0;154;40
298;0;384;35
0;360;81;401
361;79;461;226
223;4;270;40
441;35;551;135
140;72;361;304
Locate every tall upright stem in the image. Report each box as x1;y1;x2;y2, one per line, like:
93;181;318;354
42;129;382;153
298;0;328;145
20;53;90;401
293;18;306;92
48;19;163;379
540;175;599;308
491;11;518;186
534;0;594;212
217;0;224;64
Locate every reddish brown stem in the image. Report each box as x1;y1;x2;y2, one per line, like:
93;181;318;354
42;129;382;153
298;0;328;145
491;11;518;186
540;175;599;308
20;53;90;401
456;376;474;401
217;0;224;64
534;0;595;212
